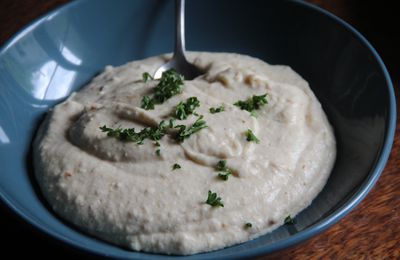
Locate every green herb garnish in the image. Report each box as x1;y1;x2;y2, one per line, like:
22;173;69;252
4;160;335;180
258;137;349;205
234;94;267;114
209;105;225;114
245;223;252;228
99;120;167;145
216;160;227;170
141;69;184;110
216;160;233;181
141;95;155;110
169;118;176;128
245;129;260;143
218;172;231;181
142;72;153;82
284;215;296;225
154;69;184;103
155;148;161;156
172;163;181;170
175;115;208;142
206;190;224;207
175;102;186;120
175;97;200;120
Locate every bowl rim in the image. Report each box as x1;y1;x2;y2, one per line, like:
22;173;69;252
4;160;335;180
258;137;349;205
0;0;396;259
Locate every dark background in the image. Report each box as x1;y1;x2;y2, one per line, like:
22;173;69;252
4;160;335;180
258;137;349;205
0;0;398;259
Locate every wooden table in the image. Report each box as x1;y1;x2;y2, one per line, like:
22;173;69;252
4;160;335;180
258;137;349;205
0;1;398;258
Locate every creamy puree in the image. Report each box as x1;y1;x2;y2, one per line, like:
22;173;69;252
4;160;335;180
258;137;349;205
34;52;336;255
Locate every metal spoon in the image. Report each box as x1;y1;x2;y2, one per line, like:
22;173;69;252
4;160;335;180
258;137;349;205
154;0;203;80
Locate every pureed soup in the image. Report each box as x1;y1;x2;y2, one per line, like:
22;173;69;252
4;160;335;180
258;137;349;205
34;52;336;255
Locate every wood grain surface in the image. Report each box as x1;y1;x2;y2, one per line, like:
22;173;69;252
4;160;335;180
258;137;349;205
0;0;399;259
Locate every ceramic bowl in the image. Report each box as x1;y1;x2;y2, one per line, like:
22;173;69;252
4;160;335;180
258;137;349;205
0;0;395;259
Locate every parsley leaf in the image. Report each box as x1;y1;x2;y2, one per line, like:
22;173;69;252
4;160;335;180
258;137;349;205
216;160;227;171
209;105;225;114
155;148;161;156
142;72;153;82
99;126;139;142
284;215;296;225
141;95;155;110
205;190;224;207
184;97;200;114
175;97;200;120
141;69;184;110
218;173;231;181
154;69;184;103
172;163;181;170
99;120;168;145
216;160;233;181
234;94;268;113
245;129;260;143
245;223;252;228
169;118;176;128
175;115;208;142
175;102;187;120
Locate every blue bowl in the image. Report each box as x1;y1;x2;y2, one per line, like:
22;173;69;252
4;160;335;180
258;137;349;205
0;0;396;258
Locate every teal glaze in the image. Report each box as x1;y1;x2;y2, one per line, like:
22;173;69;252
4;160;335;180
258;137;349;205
0;0;396;259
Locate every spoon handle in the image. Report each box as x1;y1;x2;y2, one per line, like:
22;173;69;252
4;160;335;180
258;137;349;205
174;0;186;59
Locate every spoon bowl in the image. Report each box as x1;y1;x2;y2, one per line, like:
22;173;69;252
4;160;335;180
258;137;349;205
154;0;203;80
153;57;203;80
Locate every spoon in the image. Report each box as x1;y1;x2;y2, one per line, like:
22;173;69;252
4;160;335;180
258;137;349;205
154;0;203;80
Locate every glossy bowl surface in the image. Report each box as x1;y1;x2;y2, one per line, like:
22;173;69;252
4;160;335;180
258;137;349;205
0;0;395;259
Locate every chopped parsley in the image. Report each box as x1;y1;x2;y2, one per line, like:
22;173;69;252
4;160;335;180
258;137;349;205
141;69;184;110
154;69;184;103
172;163;181;170
142;72;153;82
216;160;228;170
99;120;168;145
155;148;161;156
209;105;225;114
217;172;231;181
245;129;260;143
245;223;252;228
205;190;224;207
169;118;176;128
234;94;268;114
175;102;187;120
175;115;208;142
175;97;200;120
141;95;155;110
284;215;296;225
216;160;233;181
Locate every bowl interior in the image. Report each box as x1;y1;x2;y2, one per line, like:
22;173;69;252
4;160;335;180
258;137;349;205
0;0;394;259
